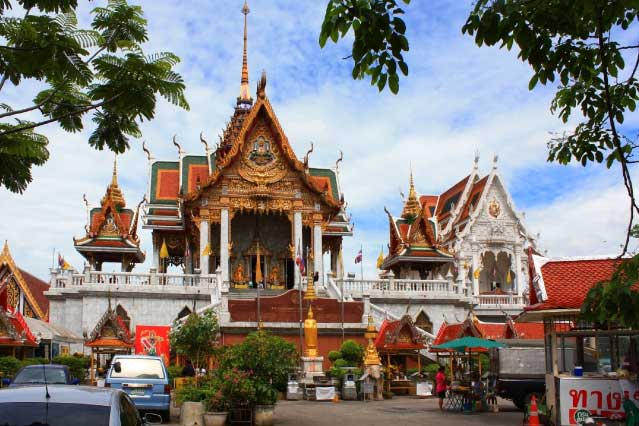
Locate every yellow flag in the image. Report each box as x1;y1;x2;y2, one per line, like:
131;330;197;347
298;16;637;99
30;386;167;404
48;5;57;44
376;248;384;269
506;269;512;284
255;250;263;284
201;243;212;257
62;261;72;270
473;267;481;279
160;239;169;259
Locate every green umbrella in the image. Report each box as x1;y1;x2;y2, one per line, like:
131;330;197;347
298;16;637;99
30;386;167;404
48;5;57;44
431;336;507;352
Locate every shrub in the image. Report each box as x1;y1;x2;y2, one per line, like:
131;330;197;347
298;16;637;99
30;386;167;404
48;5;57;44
175;383;212;405
333;358;349;369
170;310;220;372
52;356;86;381
0;356;22;378
20;357;48;367
328;350;342;363
339;340;363;364
167;365;183;381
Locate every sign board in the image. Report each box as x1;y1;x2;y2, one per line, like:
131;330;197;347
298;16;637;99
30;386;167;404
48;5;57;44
559;378;639;425
134;325;170;365
416;381;432;397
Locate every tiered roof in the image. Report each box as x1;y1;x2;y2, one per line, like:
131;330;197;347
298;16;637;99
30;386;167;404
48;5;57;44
73;160;145;265
143;6;352;237
375;315;426;351
85;304;134;349
0;242;49;320
525;251;621;312
0;308;37;347
382;157;532;268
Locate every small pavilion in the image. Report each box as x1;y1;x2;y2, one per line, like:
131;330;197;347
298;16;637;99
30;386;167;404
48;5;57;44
85;303;134;384
375;314;426;395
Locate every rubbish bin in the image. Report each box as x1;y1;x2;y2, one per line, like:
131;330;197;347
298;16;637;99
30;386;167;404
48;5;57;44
286;373;301;400
342;373;357;400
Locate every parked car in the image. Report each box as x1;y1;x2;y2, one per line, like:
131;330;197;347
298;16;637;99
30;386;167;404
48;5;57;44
0;384;162;425
9;364;76;387
106;355;170;421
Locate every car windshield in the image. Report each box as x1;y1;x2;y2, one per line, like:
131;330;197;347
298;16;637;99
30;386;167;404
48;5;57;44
0;402;109;426
14;368;67;384
110;358;165;379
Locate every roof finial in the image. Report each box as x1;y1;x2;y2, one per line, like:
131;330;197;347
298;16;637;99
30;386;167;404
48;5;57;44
238;1;253;107
112;156;118;186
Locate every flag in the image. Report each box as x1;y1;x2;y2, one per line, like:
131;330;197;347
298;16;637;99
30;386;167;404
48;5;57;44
355;249;362;264
255;248;263;284
506;269;512;284
160;239;169;259
201;243;212;257
58;254;71;270
295;245;305;275
376;248;384;269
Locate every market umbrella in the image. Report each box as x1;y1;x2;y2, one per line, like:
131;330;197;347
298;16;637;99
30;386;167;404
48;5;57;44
431;336;507;352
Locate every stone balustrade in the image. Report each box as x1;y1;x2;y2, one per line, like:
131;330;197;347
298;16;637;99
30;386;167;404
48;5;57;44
335;277;458;299
52;269;218;289
474;293;527;308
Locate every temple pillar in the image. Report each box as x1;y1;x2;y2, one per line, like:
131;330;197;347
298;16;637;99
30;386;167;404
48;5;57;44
152;237;160;270
330;248;338;277
313;216;323;287
200;212;210;275
514;244;523;298
472;249;479;297
293;210;302;288
220;208;230;283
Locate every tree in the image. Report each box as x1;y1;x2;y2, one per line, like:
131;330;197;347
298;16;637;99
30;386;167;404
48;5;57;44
0;0;189;193
169;310;220;372
319;0;410;94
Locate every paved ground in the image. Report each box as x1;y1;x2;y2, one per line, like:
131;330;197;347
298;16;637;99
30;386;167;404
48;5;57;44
167;397;524;425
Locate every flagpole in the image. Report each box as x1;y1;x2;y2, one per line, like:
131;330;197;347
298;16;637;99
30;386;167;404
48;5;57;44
360;244;364;281
51;248;55;270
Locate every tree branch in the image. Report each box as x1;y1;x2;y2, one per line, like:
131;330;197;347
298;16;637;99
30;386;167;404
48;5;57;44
597;12;639;256
0;94;121;137
0;90;57;119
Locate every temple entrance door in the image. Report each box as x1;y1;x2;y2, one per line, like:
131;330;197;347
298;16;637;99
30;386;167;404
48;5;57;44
285;259;294;289
250;255;267;287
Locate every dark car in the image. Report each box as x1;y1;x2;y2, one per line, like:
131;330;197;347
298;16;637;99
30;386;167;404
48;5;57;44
9;364;75;387
0;385;163;426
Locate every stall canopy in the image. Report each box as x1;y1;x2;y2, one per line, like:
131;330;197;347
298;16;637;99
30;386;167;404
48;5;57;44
431;336;506;352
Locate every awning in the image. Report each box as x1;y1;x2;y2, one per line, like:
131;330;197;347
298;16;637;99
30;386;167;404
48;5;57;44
24;317;83;343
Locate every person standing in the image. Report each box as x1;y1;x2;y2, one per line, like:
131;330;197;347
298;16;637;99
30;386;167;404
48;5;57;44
435;366;447;411
181;360;195;377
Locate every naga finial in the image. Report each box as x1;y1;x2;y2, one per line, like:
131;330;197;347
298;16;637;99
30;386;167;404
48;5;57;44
474;150;480;168
142;141;152;161
257;69;267;99
200;132;209;151
335;150;343;172
172;135;183;154
493;153;499;168
303;142;314;168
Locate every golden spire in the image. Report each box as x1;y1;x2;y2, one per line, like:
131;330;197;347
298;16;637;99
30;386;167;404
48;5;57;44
401;167;420;219
238;0;252;106
304;250;316;300
102;156;126;208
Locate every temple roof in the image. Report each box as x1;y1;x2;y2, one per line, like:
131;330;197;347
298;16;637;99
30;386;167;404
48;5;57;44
431;314;544;352
86;305;134;347
0;242;49;320
0;308;37;347
74;161;145;264
375;315;426;351
525;252;621;312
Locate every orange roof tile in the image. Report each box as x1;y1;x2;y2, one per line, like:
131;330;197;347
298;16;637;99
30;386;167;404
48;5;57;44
436;175;470;219
455;175;488;225
17;269;49;320
526;258;620;311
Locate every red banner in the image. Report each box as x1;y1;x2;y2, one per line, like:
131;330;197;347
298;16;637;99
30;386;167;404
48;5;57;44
134;325;170;365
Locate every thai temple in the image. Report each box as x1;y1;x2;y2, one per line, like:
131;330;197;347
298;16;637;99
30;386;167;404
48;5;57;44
42;1;540;365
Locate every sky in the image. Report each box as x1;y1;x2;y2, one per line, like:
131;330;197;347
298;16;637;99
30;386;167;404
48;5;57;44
0;0;635;280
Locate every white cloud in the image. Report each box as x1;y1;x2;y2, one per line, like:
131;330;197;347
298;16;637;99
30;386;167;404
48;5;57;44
0;0;631;280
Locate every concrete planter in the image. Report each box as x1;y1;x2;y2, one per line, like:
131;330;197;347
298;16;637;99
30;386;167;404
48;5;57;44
203;412;228;426
253;404;275;426
180;401;204;426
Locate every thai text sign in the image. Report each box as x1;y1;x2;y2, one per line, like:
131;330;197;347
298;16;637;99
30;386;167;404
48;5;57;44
559;378;639;425
134;325;170;365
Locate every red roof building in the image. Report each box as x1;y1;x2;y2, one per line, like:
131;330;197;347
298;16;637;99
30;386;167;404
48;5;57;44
525;249;620;313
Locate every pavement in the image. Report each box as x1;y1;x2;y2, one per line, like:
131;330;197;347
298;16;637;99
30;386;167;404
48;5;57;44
166;397;524;425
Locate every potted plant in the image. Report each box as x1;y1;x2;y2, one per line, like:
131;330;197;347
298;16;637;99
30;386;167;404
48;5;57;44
176;383;210;426
217;331;297;426
204;368;256;426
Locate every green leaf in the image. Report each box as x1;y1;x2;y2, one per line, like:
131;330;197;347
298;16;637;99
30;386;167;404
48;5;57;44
528;74;538;90
389;73;399;94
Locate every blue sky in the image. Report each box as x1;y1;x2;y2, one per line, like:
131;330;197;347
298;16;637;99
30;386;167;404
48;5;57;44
0;0;633;279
